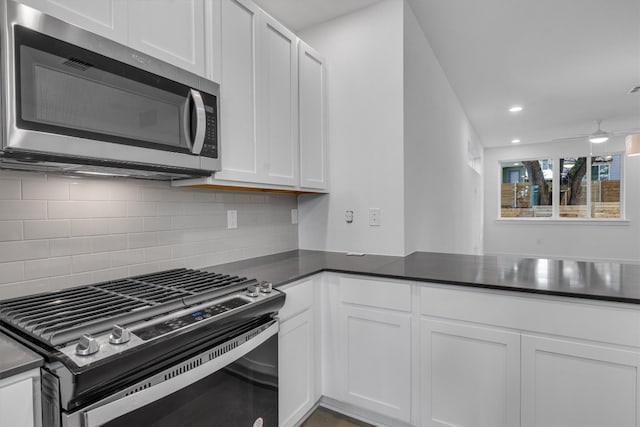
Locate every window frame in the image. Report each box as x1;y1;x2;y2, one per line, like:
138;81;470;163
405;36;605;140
497;151;626;222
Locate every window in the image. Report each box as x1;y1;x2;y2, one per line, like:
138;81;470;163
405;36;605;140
559;157;587;218
500;159;553;218
590;155;621;218
500;153;623;220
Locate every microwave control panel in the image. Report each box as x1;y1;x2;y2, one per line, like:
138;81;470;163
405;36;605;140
200;94;218;159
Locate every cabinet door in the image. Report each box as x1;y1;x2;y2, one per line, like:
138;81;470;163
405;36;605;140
127;0;206;76
214;0;262;183
259;15;299;186
420;320;520;427
0;376;35;427
338;305;412;423
298;41;327;190
279;308;315;427
522;335;640;427
18;0;127;44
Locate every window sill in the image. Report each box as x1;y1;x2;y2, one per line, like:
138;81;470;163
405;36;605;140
496;218;630;225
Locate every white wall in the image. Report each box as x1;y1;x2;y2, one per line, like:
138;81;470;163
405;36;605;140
403;3;483;255
0;170;297;299
297;0;406;256
484;137;640;262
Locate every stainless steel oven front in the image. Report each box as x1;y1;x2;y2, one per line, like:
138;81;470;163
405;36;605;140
52;320;279;427
0;0;220;178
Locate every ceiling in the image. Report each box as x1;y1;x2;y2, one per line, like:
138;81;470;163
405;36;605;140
252;0;382;32
254;0;640;148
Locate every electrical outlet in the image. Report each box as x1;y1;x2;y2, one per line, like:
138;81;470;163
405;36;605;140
291;209;298;225
345;210;354;223
227;210;237;229
369;208;380;226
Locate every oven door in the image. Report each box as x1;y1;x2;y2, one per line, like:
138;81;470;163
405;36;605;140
62;321;278;427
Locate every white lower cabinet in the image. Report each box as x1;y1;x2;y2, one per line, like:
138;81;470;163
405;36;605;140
521;335;640;427
0;368;41;427
420;320;520;427
278;279;319;427
338;306;412;423
278;274;640;427
322;275;413;424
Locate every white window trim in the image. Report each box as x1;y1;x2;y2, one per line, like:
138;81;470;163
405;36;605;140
497;152;626;222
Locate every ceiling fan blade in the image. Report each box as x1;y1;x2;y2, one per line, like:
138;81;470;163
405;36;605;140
610;128;640;136
551;135;588;142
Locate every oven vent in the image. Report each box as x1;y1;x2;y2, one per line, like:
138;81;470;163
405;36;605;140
124;382;152;396
208;341;238;361
62;57;94;71
163;360;202;381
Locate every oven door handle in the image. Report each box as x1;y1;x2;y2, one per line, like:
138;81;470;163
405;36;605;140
76;322;278;427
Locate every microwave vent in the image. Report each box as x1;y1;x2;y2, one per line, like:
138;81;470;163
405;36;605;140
62;57;93;71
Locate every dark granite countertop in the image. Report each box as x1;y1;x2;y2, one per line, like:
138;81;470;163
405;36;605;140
0;333;43;380
206;250;640;304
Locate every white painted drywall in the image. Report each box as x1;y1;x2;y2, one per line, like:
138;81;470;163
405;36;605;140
484;138;640;262
403;2;484;255
298;0;406;255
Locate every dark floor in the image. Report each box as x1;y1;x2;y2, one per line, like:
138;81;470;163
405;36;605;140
300;407;374;427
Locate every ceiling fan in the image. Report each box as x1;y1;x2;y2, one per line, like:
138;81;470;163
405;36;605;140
552;119;640;144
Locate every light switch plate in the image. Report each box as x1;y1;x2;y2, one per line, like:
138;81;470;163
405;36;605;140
369;208;380;226
227;210;237;229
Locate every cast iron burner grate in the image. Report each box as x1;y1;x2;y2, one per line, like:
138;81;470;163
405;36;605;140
0;268;256;346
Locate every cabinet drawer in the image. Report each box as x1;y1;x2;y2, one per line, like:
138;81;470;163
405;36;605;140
420;285;640;347
339;276;411;312
278;279;314;322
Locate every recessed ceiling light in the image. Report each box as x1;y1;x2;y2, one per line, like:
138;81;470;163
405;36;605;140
511;139;521;144
509;106;523;113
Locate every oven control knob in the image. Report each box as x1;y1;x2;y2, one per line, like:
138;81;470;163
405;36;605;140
246;285;260;297
109;325;131;345
259;282;272;294
76;334;99;356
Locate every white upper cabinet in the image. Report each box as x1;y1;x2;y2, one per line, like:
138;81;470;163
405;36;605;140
215;0;301;187
298;41;327;190
260;15;299;187
17;0;128;44
213;0;261;183
18;0;206;75
127;0;206;76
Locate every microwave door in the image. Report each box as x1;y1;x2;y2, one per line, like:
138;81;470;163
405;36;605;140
7;24;202;171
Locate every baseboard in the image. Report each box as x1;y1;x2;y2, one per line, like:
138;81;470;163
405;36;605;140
316;396;414;427
293;400;321;427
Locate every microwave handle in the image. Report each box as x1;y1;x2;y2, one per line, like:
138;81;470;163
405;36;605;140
185;89;207;155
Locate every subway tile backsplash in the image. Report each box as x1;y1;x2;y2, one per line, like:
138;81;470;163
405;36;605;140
0;170;298;299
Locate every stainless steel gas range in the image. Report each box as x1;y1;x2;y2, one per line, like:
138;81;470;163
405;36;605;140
0;268;285;427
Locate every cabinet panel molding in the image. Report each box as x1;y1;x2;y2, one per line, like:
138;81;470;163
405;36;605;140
420;319;520;427
338;305;412;422
298;41;327;190
522;335;640;427
279;309;315;427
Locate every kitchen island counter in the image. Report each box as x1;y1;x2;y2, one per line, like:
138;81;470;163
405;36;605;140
207;250;640;304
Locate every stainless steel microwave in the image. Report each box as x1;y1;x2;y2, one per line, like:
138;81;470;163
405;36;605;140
0;1;220;180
